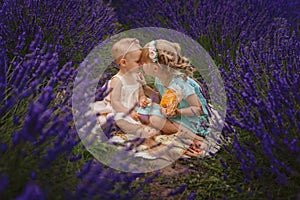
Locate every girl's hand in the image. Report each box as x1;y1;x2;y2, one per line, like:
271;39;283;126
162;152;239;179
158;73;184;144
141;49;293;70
130;111;141;121
159;107;177;117
159;107;168;117
139;97;149;108
136;72;147;86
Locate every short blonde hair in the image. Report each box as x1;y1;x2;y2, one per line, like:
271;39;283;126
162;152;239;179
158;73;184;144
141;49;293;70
111;38;142;63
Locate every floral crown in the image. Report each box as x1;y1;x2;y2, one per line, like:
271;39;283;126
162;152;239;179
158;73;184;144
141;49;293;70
148;40;158;63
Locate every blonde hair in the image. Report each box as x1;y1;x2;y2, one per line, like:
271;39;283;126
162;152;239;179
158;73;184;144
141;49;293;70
111;38;142;63
141;39;195;79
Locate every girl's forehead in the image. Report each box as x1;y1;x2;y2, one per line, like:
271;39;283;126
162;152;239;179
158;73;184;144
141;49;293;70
126;49;142;59
140;48;151;63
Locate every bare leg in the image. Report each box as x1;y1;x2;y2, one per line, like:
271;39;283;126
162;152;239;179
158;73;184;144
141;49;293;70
116;119;162;151
116;119;142;134
176;125;204;143
146;116;210;158
148;115;179;134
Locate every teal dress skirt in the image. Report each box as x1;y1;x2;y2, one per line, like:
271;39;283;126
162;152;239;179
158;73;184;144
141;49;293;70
137;75;210;136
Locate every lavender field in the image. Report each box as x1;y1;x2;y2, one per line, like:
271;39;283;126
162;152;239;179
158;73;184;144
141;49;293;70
0;0;299;199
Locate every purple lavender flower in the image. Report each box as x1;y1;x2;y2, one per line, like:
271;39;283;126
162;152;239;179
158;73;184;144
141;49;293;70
0;36;7;103
30;171;36;180
0;0;122;199
187;191;197;200
1;0;299;199
1;0;118;63
0;173;9;192
112;0;299;197
71;160;143;199
0;143;7;153
168;184;186;197
15;182;45;200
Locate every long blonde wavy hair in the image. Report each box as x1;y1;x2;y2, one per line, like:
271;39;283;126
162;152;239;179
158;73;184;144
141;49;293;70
140;39;195;80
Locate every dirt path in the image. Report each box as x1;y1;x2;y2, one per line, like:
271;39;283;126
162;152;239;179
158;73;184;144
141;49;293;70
135;159;200;199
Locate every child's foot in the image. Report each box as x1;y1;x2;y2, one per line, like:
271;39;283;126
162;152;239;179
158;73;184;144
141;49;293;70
107;132;136;144
136;126;160;138
183;148;203;157
134;151;157;160
198;139;221;155
136;138;161;151
108;132;127;144
154;134;177;145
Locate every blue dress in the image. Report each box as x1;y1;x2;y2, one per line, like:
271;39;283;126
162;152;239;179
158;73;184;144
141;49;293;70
137;74;210;136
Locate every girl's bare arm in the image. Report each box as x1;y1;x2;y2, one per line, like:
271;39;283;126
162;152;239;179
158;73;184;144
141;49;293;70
176;94;204;116
110;78;130;113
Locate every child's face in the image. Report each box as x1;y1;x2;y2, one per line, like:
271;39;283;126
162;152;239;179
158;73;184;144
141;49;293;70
140;58;160;77
142;62;154;76
123;50;142;72
139;47;159;77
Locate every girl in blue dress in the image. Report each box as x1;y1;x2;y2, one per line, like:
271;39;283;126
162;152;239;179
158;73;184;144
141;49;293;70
137;39;211;156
